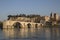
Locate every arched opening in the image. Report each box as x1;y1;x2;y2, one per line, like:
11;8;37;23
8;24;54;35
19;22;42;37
27;23;31;28
0;22;3;29
35;24;38;28
13;22;22;29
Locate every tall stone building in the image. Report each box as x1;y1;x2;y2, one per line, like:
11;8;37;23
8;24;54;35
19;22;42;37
54;13;56;21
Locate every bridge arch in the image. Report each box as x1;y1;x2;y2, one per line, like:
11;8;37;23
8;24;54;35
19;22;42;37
35;24;38;28
27;23;31;28
13;22;22;28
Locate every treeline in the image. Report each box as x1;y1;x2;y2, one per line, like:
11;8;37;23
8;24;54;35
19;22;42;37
8;14;41;18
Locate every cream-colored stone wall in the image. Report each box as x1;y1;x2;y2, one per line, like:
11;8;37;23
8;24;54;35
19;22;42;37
56;14;59;21
3;20;42;29
45;16;50;21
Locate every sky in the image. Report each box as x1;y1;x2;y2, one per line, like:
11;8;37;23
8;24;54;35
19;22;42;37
0;0;60;21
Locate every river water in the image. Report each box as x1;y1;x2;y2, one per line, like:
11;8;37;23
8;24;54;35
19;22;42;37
0;27;60;40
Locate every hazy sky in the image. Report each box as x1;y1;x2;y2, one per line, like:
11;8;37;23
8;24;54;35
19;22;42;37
0;0;60;21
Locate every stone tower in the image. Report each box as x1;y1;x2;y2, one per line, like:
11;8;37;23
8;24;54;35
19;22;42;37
50;12;52;21
54;13;56;21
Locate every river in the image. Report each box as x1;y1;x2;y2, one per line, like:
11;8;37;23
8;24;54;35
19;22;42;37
0;27;60;40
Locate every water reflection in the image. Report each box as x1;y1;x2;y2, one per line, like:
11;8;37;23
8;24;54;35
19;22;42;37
1;27;60;40
3;29;14;38
50;28;60;40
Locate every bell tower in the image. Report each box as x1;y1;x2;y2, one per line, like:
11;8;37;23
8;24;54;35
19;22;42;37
50;12;52;20
54;13;56;21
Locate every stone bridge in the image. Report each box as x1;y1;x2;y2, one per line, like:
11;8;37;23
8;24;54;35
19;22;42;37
3;20;43;29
